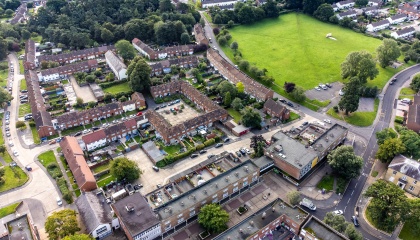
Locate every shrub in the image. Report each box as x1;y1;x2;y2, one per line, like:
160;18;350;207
29;121;36;127
196;144;205;150
333;105;339;113
99;79;128;89
204;138;216;146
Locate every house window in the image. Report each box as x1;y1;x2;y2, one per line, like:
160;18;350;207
409;186;415;191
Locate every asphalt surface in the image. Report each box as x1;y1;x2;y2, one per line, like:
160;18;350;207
311;65;420;239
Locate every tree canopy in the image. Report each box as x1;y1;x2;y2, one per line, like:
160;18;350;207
399;128;420;159
338;77;361;114
127;56;151;92
327;146;363;180
376;138;405;163
62;234;94;240
364;180;409;232
110;157;142;182
314;3;334;22
341;51;379;83
241;107;262;128
115;40;136;60
375;128;397;145
45;209;80;240
286;191;300;205
198;204;229;233
377;39;401;68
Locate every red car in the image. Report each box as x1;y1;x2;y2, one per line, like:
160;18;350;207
136;112;143;116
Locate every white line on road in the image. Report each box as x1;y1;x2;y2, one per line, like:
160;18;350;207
344;206;347;212
351;190;354;196
347;198;351;204
355;183;358;188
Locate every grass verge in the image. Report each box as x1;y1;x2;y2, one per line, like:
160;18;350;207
327;98;379;127
20;79;27;91
0;167;28;193
0;202;21;218
316;175;334;191
30;126;41;144
18;103;31;117
227;108;241;123
38;150;56;167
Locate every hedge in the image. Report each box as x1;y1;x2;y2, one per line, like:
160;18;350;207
196;144;205;150
57;178;72;204
99;79;128;89
204;138;215;146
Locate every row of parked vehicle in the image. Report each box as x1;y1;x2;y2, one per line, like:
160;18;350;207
314;83;332;91
154;99;181;110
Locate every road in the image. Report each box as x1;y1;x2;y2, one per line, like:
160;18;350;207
311;65;420;239
0;53;63;238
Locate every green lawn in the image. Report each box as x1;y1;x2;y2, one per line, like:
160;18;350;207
399;87;416;100
30;126;41;144
327;98;379;127
103;82;131;94
20;79;27;91
18;103;31;117
286;112;300;123
38;150;57;167
0;202;21;218
400;220;418;240
222;13;408;91
97;172;116;188
0;167;28;192
18;60;24;74
316;175;334;191
0;69;8;87
227;108;241;123
92;162;111;174
30;35;42;43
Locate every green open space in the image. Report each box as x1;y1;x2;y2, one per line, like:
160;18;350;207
0;167;29;192
97;172;117;188
92;162;111;174
103;82;131;94
399;87;416;100
0;202;21;218
286;112;300;123
20;79;27;91
38;150;57;167
327;98;379;127
316;175;334;191
30;126;41;144
18;103;31;117
227;108;241;123
399;220;418;240
0;69;8;87
223;13;407;92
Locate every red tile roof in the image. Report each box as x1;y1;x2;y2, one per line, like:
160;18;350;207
82;129;106;144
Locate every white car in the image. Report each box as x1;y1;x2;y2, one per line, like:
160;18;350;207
333;210;343;215
245;148;251;154
315;87;321;91
8;139;13;147
339;89;345;96
324;119;332;124
13;150;19;156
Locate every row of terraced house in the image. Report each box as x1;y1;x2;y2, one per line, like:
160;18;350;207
132;38;195;60
207;48;274;101
148;81;228;144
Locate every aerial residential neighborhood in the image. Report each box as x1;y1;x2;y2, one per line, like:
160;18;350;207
1;0;420;240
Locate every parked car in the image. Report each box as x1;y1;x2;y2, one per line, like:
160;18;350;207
152;166;159;172
5;120;10;125
6;132;10;137
215;143;223;148
74;132;82;137
199;150;207;154
154;106;160;110
245;148;251;155
157;184;162;189
236;151;242;157
279;99;287;103
207;154;215;159
49;139;56;145
302;121;309;126
92;126;100;131
8;139;13;147
287;102;294;107
325;83;332;88
190;153;199;158
13;150;19;156
5;126;9;131
10;161;17;167
25;165;32;171
339;89;345;96
240;148;247;155
136;112;143;116
323;119;332;124
314;86;321;91
223;138;230;143
351;216;359;227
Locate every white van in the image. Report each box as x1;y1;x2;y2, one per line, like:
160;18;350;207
56;197;63;206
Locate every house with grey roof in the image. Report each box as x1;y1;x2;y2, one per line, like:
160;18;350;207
391;26;416;39
105;51;127;80
76;191;118;239
387;13;407;24
386;155;420;196
366;19;390;32
336;10;357;20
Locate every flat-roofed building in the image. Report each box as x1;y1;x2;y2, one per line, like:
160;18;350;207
112;193;161;240
300;216;349;240
214;198;309;239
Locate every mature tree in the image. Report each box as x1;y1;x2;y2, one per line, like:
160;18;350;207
285;0;303;9
180;32;190;44
263;0;280;18
338;77;360;114
16;121;26;129
355;0;368;6
303;0;324;15
377;39;401;68
224;92;232;107
407;199;420;236
115;40;136;60
110;157;142;182
364;180;409;232
236;82;244;93
327;146;363;180
345;224;363;240
217;81;237;97
21;29;31;40
238;5;255;24
226;20;234;28
217;36;227;46
0;38;7;60
411;74;420;92
290;86;306;102
399;129;420;159
341;51;379;83
45;209;80;240
314;3;334;22
0;88;12;106
127;57;152;92
198;204;229;233
62;234;94;240
376;138;405;163
76;97;83;106
85;75;96;83
230;41;238;51
375;128;397;145
324;212;348;233
231;98;243;111
159;0;174;12
5;9;14;17
284;82;296;93
101;28;114;43
241;107;262;128
286;191;300;205
238;60;249;71
0;145;6;155
250;135;266;157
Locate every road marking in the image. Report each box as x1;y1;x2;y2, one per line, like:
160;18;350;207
355;183;358;188
347;198;351;204
344;206;347;212
351;190;354;196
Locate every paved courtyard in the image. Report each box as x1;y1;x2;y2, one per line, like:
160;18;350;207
69;76;97;103
156;100;201;126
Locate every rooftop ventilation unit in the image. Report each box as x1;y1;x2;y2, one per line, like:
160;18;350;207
125;204;135;212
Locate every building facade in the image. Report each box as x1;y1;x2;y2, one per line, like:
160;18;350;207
385;155;420;196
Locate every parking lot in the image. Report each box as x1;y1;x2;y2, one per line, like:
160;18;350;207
156;100;201;126
305;82;344;101
69;76;97;103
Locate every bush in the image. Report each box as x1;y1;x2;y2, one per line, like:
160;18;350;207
99;79;128;89
204;138;216;146
29;121;36;127
333;105;339;113
336;177;349;194
395;117;404;124
196;144;205;150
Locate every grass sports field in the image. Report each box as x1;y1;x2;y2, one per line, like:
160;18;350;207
223;13;404;90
